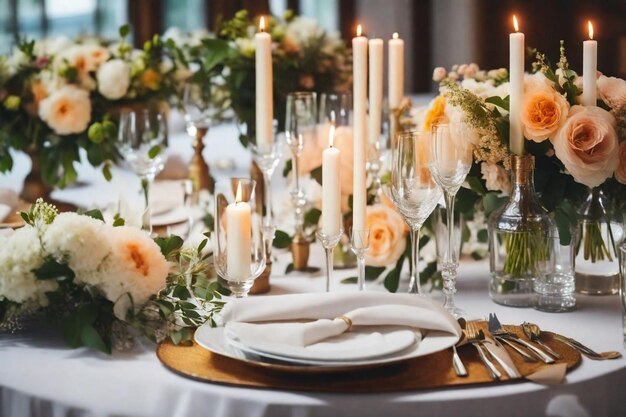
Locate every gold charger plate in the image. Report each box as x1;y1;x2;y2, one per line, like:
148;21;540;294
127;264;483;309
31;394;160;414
156;322;582;392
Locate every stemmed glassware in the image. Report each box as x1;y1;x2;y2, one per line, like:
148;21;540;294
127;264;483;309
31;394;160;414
250;128;283;261
429;123;473;314
118;109;167;235
214;178;266;298
391;131;442;294
183;82;221;193
351;229;371;291
285;92;317;236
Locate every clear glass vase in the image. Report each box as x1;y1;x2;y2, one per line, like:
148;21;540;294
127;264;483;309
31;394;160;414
573;188;623;295
488;155;558;307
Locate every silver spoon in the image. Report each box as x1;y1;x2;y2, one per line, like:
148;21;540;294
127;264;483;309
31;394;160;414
521;322;562;360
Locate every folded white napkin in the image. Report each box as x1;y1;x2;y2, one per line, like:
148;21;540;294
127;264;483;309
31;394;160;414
222;293;462;349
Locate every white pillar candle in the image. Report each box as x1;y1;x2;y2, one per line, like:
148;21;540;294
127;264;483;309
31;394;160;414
368;38;383;145
388;32;404;109
255;17;273;145
509;15;525;155
352;25;368;237
226;183;252;281
583;21;597;107
322;125;342;236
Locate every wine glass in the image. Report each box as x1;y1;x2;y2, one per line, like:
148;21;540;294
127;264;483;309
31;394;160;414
285;92;317;236
183;82;221;193
319;92;352;127
390;130;442;294
214;178;266;297
429;122;473;315
250;124;283;261
118;109;167;235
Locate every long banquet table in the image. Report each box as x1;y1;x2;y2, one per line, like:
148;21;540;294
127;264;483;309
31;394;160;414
1;121;625;417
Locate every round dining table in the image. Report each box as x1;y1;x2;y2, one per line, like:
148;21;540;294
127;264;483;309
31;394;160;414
1;121;625;417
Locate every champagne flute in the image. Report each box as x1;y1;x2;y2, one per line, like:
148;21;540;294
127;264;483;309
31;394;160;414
429;123;472;314
319;92;352;127
285;92;317;236
118;109;167;235
391;131;442;294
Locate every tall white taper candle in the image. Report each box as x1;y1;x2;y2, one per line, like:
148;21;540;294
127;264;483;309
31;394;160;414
368;38;383;146
352;25;368;239
583;21;597;107
388;32;404;109
322;125;342;236
255;17;273;145
226;182;252;281
509;15;525;155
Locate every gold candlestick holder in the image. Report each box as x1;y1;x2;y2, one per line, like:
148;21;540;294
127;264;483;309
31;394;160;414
291;232;311;271
389;97;412;148
189;127;214;194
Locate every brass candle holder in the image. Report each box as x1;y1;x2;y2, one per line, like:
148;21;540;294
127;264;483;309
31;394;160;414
291;232;311;271
189;127;214;194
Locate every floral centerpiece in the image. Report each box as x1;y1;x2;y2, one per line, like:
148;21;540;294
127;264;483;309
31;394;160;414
0;199;225;352
0;26;190;194
215;9;352;143
414;43;625;296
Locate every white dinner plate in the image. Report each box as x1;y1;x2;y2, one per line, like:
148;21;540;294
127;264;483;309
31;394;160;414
224;325;418;362
194;325;460;369
151;205;189;226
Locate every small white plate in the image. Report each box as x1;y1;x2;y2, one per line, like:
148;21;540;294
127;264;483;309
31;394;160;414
225;325;418;362
195;325;459;369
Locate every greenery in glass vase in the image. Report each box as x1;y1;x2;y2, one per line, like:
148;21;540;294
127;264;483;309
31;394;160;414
214;9;351;145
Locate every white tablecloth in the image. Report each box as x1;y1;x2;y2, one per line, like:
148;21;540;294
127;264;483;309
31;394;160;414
1;120;625;417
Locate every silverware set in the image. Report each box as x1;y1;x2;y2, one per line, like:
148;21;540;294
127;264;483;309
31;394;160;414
452;313;621;380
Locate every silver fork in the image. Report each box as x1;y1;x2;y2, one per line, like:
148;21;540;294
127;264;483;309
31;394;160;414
466;322;501;380
488;313;555;364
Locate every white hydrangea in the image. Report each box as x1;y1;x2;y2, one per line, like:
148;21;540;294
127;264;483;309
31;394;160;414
96;59;131;100
0;227;57;305
42;212;111;275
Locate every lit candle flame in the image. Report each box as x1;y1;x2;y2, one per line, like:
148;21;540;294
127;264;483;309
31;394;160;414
328;124;336;148
392;32;399;39
513;15;519;32
235;182;243;203
356;24;362;37
588;20;594;40
260;16;266;32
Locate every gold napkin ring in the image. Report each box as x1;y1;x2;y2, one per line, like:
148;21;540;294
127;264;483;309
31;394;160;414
336;316;353;331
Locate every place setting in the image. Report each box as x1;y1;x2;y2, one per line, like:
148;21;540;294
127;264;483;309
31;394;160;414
0;3;625;416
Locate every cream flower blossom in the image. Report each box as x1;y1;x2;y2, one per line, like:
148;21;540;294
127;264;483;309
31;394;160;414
597;75;626;110
480;162;510;194
0;226;57;305
43;212;111;274
96;59;130;100
38;85;92;135
521;72;569;142
365;204;407;267
97;226;169;317
615;141;626;185
552;105;619;188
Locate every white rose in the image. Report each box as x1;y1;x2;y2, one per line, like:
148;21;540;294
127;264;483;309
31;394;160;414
432;67;447;82
39;85;92;135
597;75;626;109
97;59;130;100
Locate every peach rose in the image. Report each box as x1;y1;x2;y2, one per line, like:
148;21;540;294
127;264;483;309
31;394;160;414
25;81;48;116
38;85;92;135
365;204;407;267
480;162;510;194
521;73;569;142
597;75;626;110
616;141;626;185
552;105;619;188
